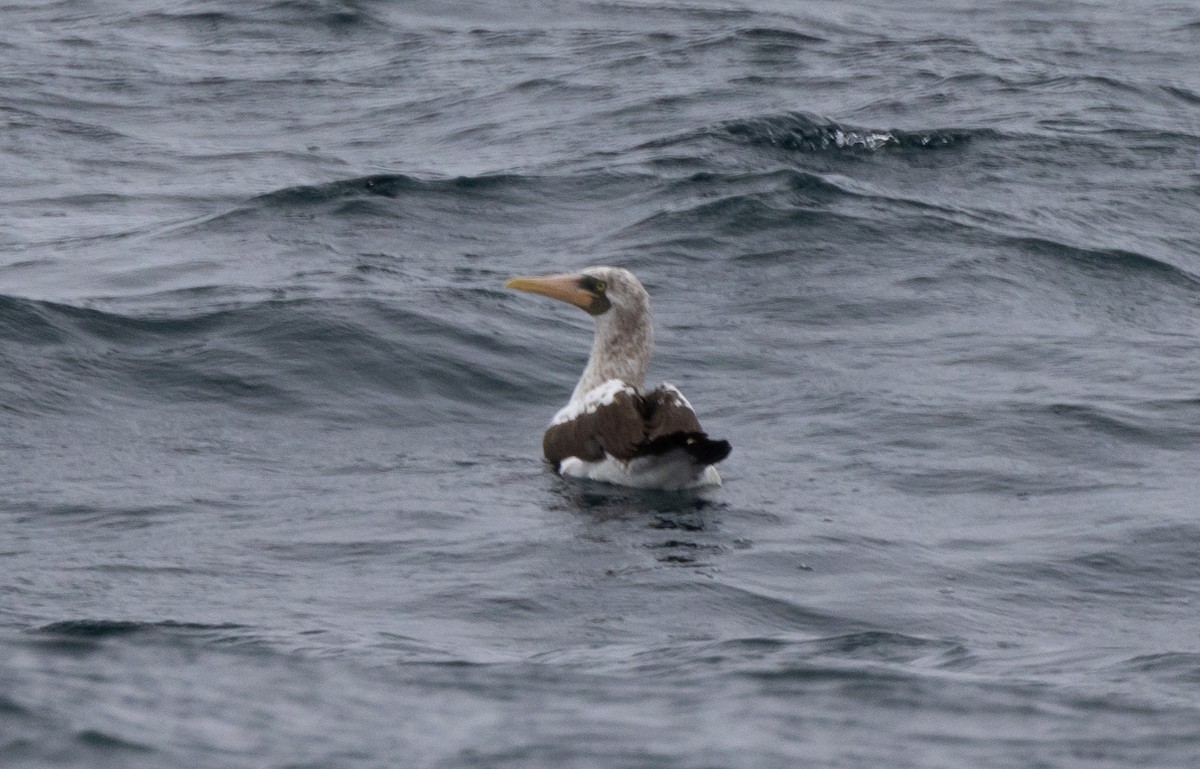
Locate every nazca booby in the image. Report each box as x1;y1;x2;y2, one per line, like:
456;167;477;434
505;266;730;490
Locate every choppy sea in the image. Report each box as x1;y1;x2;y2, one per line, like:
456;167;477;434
3;1;1200;767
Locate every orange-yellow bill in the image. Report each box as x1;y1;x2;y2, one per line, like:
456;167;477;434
505;273;592;311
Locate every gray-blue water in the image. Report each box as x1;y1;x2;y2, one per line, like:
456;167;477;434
3;1;1200;767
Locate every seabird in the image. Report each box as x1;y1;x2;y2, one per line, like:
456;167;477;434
505;266;731;490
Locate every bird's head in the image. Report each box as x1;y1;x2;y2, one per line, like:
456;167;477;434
505;266;648;319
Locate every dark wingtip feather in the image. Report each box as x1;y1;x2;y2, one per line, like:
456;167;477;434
641;432;731;466
685;435;731;466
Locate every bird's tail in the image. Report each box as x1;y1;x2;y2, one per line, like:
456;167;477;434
643;432;731;466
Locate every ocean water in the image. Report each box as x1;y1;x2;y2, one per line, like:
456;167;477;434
3;0;1200;766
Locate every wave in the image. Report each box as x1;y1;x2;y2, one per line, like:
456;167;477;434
720;112;981;152
1121;652;1200;682
252;172;533;205
73;728;155;754
163;169;650;237
1027;401;1200;449
644;111;986;155
26;620;254;657
137;0;386;33
37;619;245;638
0;292;544;422
524;628;969;680
987;524;1200;598
1011;235;1200;289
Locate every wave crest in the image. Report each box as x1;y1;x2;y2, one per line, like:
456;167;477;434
718;112;980;152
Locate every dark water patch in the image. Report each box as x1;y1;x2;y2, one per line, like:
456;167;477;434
187;169;650;246
15;502;183;527
138;10;243;28
654;166;993;244
1;293;250;348
646;514;710;533
1013;236;1200;289
0;296;301;413
807;630;968;667
885;466;1120;498
511;76;562;92
1120;652;1200;683
988;527;1200;605
1033;401;1200;450
736;26;827;45
261;537;430;564
23;192;132;209
661;167;851;203
867;389;1200;493
591;1;758;25
264;0;383;28
36;619;245;639
13;111;133;144
0;294;73;345
137;0;386;36
375;631;460;662
622;193;826;238
250;172;536;207
1095;126;1200;156
256;173;441;204
641;631;970;680
74;728;154;753
682;581;865;637
737;661;920;690
610;168;889;257
0;693;29;717
711;112;983;153
509;77;613;100
643;535;726;567
1026;73;1148;97
652;24;830;60
29;620;253;656
79;563;203;577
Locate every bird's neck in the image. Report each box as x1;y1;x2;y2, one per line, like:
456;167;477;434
571;307;652;402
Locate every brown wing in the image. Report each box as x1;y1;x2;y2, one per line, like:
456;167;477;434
543;386;647;465
640;384;732;466
642;384;704;440
543;382;730;469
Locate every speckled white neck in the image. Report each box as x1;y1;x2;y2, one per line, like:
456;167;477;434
570;290;652;402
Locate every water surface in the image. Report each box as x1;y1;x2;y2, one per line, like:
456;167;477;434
3;1;1200;767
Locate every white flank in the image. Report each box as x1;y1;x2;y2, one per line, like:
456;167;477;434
559;451;722;491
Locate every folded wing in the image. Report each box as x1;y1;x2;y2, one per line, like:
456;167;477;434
543;380;730;469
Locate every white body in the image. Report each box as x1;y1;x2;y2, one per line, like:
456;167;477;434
559;453;722;490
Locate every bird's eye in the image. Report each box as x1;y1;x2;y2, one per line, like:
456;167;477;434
594;280;607;294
